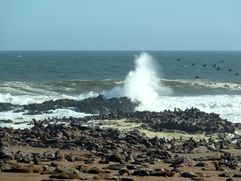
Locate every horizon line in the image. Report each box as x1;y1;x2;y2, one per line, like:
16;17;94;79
1;49;241;52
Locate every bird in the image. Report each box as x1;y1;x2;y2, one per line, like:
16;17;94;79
195;76;200;79
203;64;207;67
192;63;196;66
235;73;239;76
213;64;216;68
217;67;221;71
176;58;181;61
228;69;232;72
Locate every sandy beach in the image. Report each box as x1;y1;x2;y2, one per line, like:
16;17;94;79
1;113;241;181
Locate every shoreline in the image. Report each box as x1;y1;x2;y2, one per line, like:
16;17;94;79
1;113;241;181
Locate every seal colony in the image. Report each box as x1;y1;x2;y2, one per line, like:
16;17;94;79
1;96;241;181
1;53;241;181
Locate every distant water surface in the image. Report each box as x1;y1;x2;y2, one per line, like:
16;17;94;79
0;51;241;127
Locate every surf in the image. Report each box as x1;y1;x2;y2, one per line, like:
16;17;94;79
104;52;172;111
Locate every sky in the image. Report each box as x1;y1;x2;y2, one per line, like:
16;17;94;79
1;0;241;51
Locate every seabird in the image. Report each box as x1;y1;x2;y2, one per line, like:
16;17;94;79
217;67;221;71
228;69;232;72
235;73;239;76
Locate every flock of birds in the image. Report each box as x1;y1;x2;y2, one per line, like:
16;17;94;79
176;58;239;79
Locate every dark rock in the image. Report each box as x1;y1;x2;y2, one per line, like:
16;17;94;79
23;95;137;115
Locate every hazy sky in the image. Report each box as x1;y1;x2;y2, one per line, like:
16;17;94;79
1;0;241;50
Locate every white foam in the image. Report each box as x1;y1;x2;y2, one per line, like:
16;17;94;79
0;109;92;129
136;95;241;123
163;78;241;91
104;52;241;123
0;93;76;105
78;91;99;100
0;91;99;105
104;52;172;110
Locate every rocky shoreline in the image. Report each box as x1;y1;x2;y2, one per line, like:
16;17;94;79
1;96;241;180
1;114;241;180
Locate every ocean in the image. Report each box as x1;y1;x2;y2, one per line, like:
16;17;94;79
0;51;241;128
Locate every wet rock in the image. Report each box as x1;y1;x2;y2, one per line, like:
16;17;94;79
0;103;17;112
24;95;137;115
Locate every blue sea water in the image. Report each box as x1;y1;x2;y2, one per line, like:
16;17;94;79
0;51;241;127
